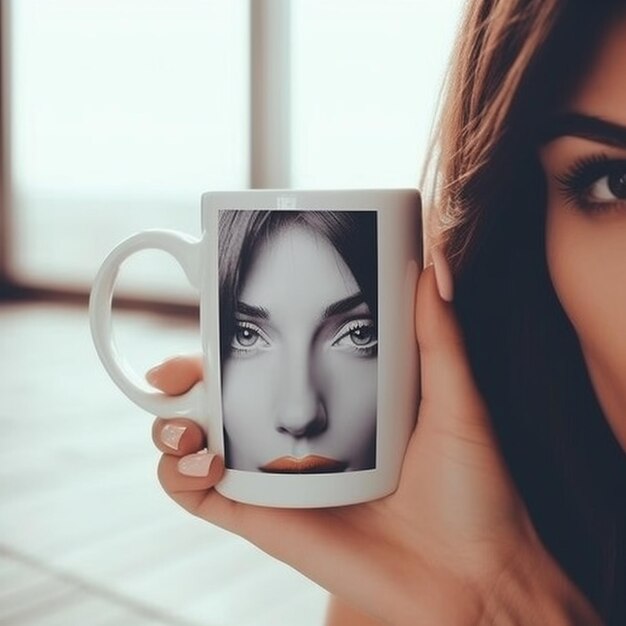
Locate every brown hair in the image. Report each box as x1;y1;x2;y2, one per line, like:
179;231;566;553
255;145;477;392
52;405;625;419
424;0;626;622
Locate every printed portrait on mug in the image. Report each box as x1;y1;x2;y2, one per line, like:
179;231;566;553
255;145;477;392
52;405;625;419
217;209;378;474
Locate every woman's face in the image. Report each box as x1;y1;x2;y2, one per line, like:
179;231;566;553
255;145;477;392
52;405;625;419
540;15;626;452
221;224;377;472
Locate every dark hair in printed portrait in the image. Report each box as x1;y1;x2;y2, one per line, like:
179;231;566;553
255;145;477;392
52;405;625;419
218;210;378;364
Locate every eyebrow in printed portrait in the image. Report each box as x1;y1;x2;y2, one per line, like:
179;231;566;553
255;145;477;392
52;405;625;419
235;292;371;326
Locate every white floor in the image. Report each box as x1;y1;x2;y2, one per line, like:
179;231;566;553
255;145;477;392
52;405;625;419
0;302;328;626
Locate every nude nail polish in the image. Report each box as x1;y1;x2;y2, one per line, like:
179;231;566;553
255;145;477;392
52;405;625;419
431;246;454;303
161;424;186;451
178;450;214;477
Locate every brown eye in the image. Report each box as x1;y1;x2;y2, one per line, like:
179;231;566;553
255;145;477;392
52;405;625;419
607;169;626;199
557;155;626;213
588;168;626;202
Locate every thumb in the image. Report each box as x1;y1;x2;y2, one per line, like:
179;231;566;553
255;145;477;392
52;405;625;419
414;254;493;443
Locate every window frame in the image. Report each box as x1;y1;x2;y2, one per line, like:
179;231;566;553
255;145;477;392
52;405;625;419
0;0;290;313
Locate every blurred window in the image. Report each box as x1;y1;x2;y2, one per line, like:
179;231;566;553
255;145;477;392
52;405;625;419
6;0;463;301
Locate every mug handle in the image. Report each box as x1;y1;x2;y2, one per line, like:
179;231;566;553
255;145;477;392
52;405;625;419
89;230;208;428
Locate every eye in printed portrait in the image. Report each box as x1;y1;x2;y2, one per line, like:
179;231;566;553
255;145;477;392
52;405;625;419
218;210;378;473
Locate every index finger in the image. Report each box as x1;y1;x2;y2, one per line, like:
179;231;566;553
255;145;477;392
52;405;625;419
146;355;204;395
414;264;491;435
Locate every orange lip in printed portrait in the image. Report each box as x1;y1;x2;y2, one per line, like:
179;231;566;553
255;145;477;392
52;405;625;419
260;455;349;474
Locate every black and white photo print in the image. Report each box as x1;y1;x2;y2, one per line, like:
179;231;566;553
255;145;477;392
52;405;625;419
218;209;378;473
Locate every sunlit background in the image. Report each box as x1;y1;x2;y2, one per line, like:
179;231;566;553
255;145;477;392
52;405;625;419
7;0;461;300
1;1;464;625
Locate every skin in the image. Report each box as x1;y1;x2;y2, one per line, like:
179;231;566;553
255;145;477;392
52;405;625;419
143;16;626;626
148;265;603;625
541;15;626;452
222;225;377;472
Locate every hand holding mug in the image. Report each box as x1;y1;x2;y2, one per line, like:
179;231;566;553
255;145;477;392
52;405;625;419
149;265;602;624
90;188;602;623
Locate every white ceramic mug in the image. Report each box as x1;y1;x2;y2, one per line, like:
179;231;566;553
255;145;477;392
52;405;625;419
90;188;422;508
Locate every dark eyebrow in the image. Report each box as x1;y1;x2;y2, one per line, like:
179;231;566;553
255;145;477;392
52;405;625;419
539;113;626;149
237;301;270;319
237;293;368;322
322;293;368;320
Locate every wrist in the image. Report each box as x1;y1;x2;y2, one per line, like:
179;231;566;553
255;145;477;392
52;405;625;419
480;540;603;626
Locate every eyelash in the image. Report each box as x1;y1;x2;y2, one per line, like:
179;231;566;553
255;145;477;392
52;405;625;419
332;319;378;357
230;320;270;356
231;318;378;358
556;153;626;214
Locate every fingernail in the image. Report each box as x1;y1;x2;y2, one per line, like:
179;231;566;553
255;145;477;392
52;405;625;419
431;246;454;303
161;424;186;451
178;450;215;477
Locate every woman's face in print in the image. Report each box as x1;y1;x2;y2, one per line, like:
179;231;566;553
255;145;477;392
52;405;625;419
540;15;626;452
221;223;377;472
